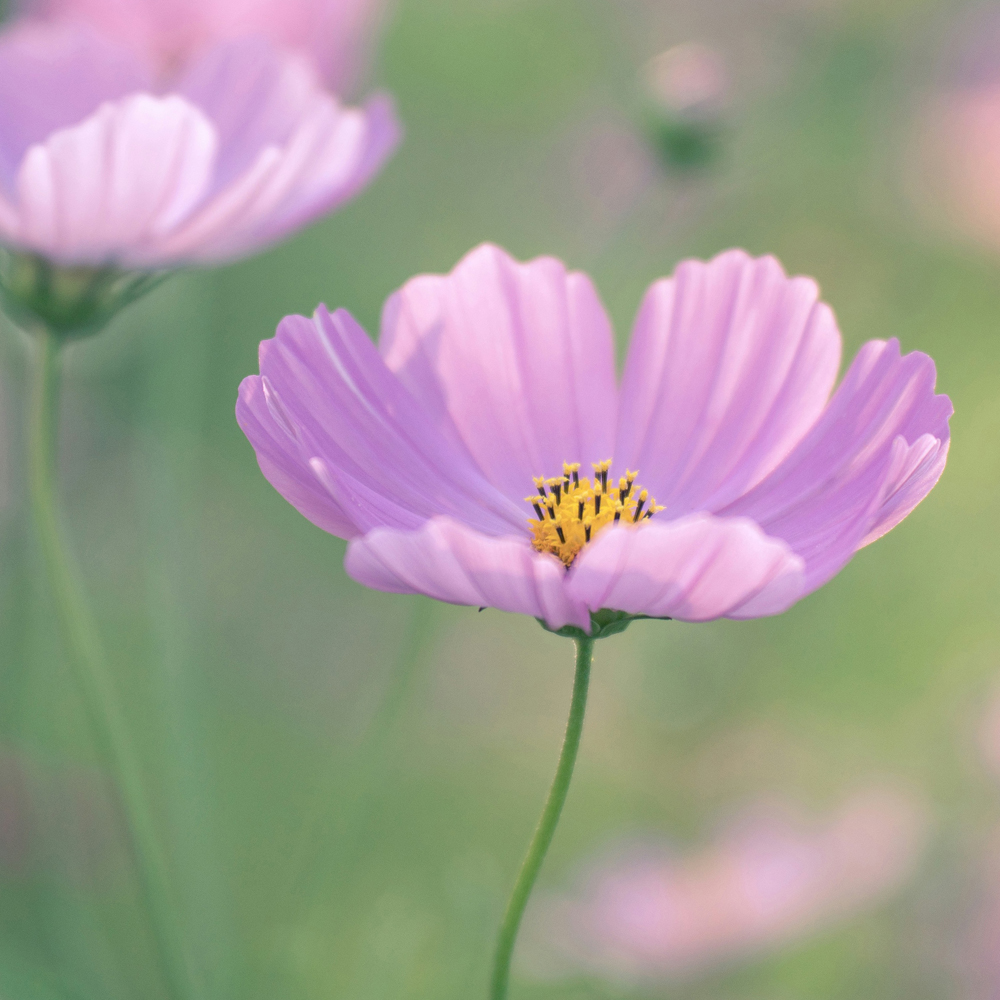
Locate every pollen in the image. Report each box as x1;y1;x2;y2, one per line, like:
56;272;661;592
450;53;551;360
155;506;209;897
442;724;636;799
525;460;665;568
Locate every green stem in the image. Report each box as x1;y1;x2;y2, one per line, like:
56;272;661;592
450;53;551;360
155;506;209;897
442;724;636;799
490;636;594;1000
27;327;197;1000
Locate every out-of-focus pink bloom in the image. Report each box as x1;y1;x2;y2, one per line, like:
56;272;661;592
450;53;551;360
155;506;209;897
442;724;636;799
22;0;385;94
0;22;399;269
644;43;729;121
923;83;1000;251
236;243;951;633
519;786;930;982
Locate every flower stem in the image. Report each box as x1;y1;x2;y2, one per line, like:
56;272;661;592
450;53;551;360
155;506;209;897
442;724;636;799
27;326;197;1000
490;636;594;1000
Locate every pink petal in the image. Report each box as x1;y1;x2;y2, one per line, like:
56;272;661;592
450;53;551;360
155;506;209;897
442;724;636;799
345;517;591;631
28;0;385;93
168;92;399;262
14;93;216;265
235;307;521;540
0;22;149;191
156;40;399;262
566;513;805;622
176;38;321;186
615;250;842;517
725;339;952;590
236;374;357;539
380;243;619;504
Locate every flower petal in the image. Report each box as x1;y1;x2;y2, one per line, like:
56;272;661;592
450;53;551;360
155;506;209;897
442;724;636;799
380;243;619;503
616;250;842;516
236;373;357;539
724;339;952;590
14;93;217;265
167;92;399;263
0;22;149;192
345;517;591;631
566;513;805;622
159;39;400;262
236;306;521;540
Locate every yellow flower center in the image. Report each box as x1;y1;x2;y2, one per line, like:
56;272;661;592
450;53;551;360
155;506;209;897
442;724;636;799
525;460;665;569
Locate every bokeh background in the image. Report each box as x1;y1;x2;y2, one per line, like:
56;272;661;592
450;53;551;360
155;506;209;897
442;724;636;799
0;0;993;997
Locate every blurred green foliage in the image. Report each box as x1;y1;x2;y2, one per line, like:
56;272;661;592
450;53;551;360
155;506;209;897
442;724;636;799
0;0;992;998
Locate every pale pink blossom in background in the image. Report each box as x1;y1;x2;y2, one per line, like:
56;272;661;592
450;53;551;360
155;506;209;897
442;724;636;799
644;43;729;120
923;84;1000;251
909;7;1000;252
22;0;386;94
237;243;950;631
518;786;930;983
0;22;399;268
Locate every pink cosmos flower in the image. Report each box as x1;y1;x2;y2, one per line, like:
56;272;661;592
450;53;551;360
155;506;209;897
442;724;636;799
519;786;929;983
23;0;384;95
236;244;951;633
0;22;398;270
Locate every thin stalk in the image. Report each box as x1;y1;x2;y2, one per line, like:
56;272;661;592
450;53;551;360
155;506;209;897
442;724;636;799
490;636;594;1000
27;327;197;1000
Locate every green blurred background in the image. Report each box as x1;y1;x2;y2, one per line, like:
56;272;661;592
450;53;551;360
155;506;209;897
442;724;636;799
0;0;993;997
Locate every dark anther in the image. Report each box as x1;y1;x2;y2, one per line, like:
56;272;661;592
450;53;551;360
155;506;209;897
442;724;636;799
594;494;602;516
585;524;592;542
532;502;544;519
547;504;556;520
614;511;621;523
633;497;646;521
552;483;562;505
556;526;566;544
572;470;580;487
578;501;585;520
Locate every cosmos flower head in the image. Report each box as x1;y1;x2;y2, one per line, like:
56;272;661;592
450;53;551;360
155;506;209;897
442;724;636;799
237;243;951;636
0;21;399;332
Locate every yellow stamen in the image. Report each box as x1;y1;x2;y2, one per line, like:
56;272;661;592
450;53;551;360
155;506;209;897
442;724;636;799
526;461;663;568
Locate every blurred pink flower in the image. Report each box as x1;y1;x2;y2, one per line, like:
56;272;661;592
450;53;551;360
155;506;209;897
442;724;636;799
0;22;399;269
520;786;930;982
236;243;951;633
923;83;1000;251
643;43;729;121
22;0;385;94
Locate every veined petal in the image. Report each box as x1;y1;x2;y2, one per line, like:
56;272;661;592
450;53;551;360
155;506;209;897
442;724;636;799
14;93;217;265
345;517;591;631
616;250;842;517
566;513;805;622
725;339;953;590
236;373;357;539
380;243;619;504
236;307;522;540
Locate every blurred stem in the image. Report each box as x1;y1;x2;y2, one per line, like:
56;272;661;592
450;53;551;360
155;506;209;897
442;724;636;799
27;326;196;1000
490;636;593;1000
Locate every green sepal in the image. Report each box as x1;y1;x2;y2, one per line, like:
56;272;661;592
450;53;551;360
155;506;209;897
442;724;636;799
0;248;168;339
538;608;672;640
